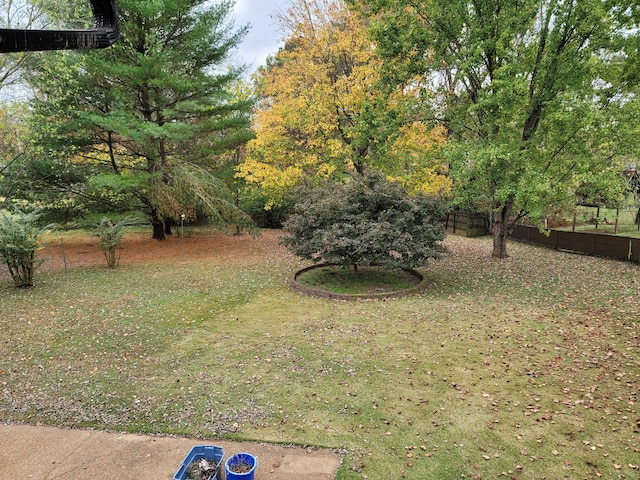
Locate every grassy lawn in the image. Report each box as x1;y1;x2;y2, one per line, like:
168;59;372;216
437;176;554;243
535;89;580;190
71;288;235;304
1;229;638;479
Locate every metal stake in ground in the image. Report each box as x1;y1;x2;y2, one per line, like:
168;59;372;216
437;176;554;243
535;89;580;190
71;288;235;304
181;214;185;259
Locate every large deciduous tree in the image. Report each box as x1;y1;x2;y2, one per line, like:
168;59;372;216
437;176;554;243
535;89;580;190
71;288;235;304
237;0;450;207
27;0;256;239
354;0;638;258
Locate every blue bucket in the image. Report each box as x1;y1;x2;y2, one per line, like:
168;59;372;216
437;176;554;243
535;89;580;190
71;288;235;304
173;445;224;480
224;452;257;480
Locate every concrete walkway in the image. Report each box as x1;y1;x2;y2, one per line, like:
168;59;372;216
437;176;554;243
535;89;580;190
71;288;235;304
0;424;342;479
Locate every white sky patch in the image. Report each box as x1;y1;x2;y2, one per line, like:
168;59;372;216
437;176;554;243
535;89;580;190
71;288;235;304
233;0;291;72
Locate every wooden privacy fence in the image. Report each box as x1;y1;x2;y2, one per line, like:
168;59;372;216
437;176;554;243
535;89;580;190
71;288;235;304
511;224;640;263
444;213;490;237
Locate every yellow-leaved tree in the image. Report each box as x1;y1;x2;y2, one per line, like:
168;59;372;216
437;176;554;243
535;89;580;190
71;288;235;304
237;0;450;207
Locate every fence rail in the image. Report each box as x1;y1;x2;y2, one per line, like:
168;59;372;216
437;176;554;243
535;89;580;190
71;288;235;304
511;224;640;263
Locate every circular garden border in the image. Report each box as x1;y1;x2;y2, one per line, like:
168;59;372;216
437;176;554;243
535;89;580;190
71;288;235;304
290;263;429;301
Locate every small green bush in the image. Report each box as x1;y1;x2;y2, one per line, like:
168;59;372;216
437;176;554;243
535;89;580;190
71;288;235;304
0;209;54;287
90;217;136;268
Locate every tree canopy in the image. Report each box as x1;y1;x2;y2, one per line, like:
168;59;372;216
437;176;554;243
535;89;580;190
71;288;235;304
353;0;639;257
26;0;256;239
237;0;450;208
3;0;637;257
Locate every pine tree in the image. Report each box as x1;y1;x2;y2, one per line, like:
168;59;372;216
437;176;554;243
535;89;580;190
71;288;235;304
28;0;256;239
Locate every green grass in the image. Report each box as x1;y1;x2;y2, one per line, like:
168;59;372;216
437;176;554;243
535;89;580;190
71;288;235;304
559;205;640;237
1;229;638;480
296;265;421;294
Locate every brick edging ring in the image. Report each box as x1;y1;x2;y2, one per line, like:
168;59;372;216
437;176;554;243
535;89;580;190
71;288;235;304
290;263;428;300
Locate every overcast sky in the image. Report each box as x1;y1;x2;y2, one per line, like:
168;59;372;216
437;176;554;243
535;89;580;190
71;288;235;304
233;0;292;71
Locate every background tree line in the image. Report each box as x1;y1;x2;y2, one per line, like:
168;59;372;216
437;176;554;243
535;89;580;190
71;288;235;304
1;0;638;259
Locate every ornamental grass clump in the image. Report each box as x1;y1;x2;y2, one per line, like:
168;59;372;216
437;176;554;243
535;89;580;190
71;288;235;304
0;208;54;287
90;217;136;268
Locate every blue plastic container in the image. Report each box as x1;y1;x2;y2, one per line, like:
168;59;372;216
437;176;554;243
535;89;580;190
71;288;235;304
173;445;224;480
224;452;257;480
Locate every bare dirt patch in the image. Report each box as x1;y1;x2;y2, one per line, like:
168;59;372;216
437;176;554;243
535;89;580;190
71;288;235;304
1;228;285;281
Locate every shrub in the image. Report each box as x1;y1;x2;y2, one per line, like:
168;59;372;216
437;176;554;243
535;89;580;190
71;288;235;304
0;209;54;287
90;217;136;268
283;171;447;271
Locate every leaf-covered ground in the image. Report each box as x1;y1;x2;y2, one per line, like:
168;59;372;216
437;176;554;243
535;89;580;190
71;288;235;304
1;229;638;479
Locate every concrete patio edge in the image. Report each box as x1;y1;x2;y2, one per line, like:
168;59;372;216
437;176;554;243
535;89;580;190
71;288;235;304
0;423;342;479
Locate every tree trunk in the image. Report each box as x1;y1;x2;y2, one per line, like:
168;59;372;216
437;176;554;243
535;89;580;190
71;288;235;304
150;209;166;240
491;197;514;259
152;221;165;240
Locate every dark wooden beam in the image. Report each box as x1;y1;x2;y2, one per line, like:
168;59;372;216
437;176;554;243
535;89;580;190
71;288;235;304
0;0;119;52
